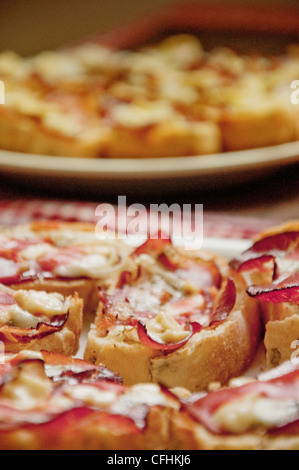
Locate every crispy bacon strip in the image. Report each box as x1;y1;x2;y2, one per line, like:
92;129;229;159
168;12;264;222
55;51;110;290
247;273;299;304
137;320;202;352
159;253;222;289
0;237;87;285
27;408;142;435
0;354;173;435
2;353;121;389
0;400;142;435
230;231;299;272
137;279;236;351
37;351;122;384
182;367;299;434
0;259;55;285
133;234;222;289
37;246;84;272
0;313;68;345
102;233;236;351
132;233;172;258
209;278;236;325
0;355;124;431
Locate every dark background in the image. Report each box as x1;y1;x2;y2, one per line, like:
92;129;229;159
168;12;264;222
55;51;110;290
1;0;299;55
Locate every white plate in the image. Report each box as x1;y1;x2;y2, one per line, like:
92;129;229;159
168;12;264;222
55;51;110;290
201;236;251;257
0;141;299;193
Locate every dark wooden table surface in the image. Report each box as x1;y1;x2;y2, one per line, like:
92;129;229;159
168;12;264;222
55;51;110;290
0;160;297;227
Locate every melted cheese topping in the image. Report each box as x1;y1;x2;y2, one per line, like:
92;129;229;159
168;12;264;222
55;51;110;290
0;354;178;427
7;304;41;328
30;50;85;81
21;243;52;260
53;253;117;279
65;385;118;408
45;230;100;247
275;257;299;276
214;393;299;433
5;90;43;116
42;111;85;137
110;383;178;428
0;361;53;409
136;254;186;292
19;235;126;280
110;101;175;128
156;34;204;68
104;252;207;343
1;35;299;147
0;290;69;328
145;312;189;344
13;290;69;318
0;51;27;76
123;275;182;314
107;324;137;343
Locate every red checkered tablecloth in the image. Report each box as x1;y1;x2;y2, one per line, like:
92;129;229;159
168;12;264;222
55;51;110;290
0;198;276;240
